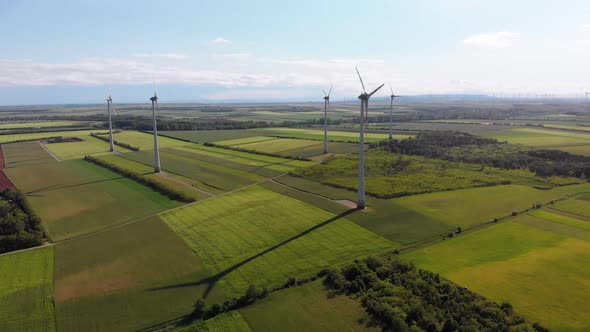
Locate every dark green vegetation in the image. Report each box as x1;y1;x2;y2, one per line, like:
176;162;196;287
322;257;545;332
375;130;590;178
0;189;46;253
83;155;195;202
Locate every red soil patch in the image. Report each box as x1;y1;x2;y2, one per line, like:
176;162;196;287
0;144;5;169
0;170;16;191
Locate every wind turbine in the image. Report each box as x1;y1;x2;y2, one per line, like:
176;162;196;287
356;67;384;210
106;93;115;152
150;82;161;173
388;83;401;140
322;86;332;154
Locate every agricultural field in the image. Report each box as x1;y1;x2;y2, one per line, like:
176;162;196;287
161;185;396;296
54;216;226;332
0;247;55;332
175;312;252;332
2;141;57;168
0;129;100;144
403;219;590;331
107;130;189;150
0;120;89;130
240;280;377;332
483;127;590;148
4;158;181;241
252;127;401;143
160;129;260;143
552;198;590;217
43;135;124;160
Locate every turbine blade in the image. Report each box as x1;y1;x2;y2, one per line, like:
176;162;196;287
152;79;157;98
389;83;393;95
367;83;385;97
322;89;328;97
328;85;332;97
355;67;366;93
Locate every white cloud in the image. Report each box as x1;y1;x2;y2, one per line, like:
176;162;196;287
582;24;590;33
463;31;520;47
132;53;190;60
212;53;249;60
210;37;230;44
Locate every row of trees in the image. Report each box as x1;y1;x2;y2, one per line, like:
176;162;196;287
322;257;548;332
0;189;45;253
374;130;590;178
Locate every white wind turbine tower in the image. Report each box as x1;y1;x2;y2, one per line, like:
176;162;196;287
322;86;332;154
150;82;161;173
388;83;401;140
106;93;115;152
356;67;384;209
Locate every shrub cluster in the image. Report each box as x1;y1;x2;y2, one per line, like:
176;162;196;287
188;285;269;321
83;155;194;203
321;257;547;332
90;132;140;151
0;189;46;253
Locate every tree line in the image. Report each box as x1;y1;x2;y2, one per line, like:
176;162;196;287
0;189;46;253
373;130;590;178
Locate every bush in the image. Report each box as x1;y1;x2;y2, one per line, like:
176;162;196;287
83;155;194;203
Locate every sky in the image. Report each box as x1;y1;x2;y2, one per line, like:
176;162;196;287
1;0;590;105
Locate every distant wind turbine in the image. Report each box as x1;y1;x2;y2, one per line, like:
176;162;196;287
322;86;332;154
356;67;384;210
150;82;161;173
388;83;401;140
586;92;589;103
106;93;115;152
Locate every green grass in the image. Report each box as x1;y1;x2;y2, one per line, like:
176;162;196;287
160;129;260;144
552;198;590;218
108;130;189;150
252;127;397;143
484;128;590;148
0;247;55;332
4;159;181;241
214;136;279;146
161;185;396;296
44;136;124;160
0;120;86;130
175;311;252;332
528;209;590;231
120;149;267;194
220;137;321;155
403;220;590;331
2;141;56;168
0;129;100;144
54;216;226;332
240;280;378;332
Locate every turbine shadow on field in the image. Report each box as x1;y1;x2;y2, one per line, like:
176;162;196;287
148;209;357;298
26;177;125;195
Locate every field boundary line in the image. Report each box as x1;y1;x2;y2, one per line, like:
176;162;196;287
38;142;61;162
157;172;216;197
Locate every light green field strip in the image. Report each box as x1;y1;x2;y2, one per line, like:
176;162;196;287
232;138;320;154
543;124;590;132
549;145;590;155
404;221;590;331
44;136;125;160
528;210;590;231
0;247;55;332
161;185;396;296
552;198;590;218
2;141;56;168
214;136;279;146
240;280;377;332
253;127;396;143
185;143;314;166
159;129;259;144
0;129;100;144
110;130;189;150
204;312;252;332
485;127;590;147
0;121;86;129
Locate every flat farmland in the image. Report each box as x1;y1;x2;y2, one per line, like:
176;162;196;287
4;159;181;241
161;185;396;296
0;120;87;130
0;129;99;144
160;129;260;143
2;141;56;168
403;220;590;331
240;280;378;332
120;149;267;194
0;247;55;332
528;209;590;231
252;127;396;143
552;198;590;217
54;216;226;332
44;136;124;160
176;312;253;332
483;127;590;147
109;130;188;150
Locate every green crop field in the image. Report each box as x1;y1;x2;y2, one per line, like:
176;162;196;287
549;145;590;155
120;149;267;194
404;220;590;331
4;159;181;241
240;280;377;332
483;127;590;147
54;216;226;332
44;136;124;160
215;136;322;155
552;198;590;217
108;130;189;150
252;127;398;143
0;247;55;332
176;311;253;332
0;129;100;144
160;130;260;143
528;209;590;231
214;136;278;147
161;185;396;296
0;120;86;129
2;141;57;168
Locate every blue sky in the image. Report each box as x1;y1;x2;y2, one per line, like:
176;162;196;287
1;0;590;105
